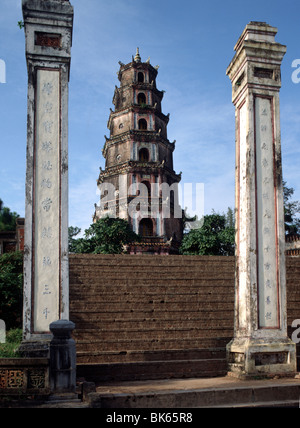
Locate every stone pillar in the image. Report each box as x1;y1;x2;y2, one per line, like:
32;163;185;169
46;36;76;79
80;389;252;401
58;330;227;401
226;22;296;378
20;0;73;354
49;320;76;394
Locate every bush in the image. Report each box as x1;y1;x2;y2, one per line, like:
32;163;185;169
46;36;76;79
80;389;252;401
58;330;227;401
70;217;140;254
180;214;235;256
0;252;23;330
0;328;22;358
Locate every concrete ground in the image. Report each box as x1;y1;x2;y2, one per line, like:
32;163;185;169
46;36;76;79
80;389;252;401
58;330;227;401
95;374;300;395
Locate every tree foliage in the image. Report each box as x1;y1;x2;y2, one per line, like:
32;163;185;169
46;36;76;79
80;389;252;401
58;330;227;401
0;199;19;231
69;217;140;254
180;212;235;256
283;181;300;236
0;252;23;330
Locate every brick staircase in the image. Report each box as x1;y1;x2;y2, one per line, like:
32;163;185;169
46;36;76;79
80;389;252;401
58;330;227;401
69;254;235;382
286;256;300;372
69;254;300;383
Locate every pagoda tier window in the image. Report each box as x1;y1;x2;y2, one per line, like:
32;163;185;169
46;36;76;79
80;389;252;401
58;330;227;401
138;118;147;130
137;92;146;105
139;218;153;237
138;72;144;83
139;148;149;162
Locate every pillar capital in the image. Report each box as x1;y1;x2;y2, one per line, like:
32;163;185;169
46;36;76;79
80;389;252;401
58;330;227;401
227;22;286;106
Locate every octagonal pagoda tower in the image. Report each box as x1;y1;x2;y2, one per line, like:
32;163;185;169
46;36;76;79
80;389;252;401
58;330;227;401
94;49;183;253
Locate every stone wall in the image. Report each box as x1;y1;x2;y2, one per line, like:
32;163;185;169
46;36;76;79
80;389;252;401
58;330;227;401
0;358;49;396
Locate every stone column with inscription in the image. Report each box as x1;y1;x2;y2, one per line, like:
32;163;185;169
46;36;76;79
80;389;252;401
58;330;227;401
226;22;296;378
20;0;73;356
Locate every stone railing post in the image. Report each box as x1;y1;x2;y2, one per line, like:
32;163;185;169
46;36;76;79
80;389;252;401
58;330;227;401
49;320;76;394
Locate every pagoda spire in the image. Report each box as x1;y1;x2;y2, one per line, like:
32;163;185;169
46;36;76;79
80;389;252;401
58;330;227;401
134;47;141;63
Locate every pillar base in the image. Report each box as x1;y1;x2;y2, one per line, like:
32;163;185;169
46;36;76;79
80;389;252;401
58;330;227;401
227;336;297;379
19;338;51;358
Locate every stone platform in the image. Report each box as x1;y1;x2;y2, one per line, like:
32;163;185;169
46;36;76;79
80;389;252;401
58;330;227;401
88;375;300;408
2;375;299;408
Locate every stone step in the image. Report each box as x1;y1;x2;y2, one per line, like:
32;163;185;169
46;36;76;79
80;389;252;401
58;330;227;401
76;348;227;364
70;274;234;282
71;319;233;331
74;337;231;353
77;359;228;383
70;291;233;300
70;283;234;293
70;311;234;323
70;301;234;313
73;326;233;341
69;254;235;265
70;289;234;298
87;377;300;408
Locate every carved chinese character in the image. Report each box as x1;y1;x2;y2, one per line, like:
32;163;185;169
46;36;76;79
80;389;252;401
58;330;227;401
42;227;52;239
264;209;272;219
261;125;267;132
264;262;271;270
42;161;52;170
261;142;268;150
43;256;51;266
41;178;52;189
42;198;52;212
43;284;51;295
42;82;53;95
265;312;272;320
266;296;271;305
261;108;268;116
262;158;268;168
42;141;53;152
28;369;45;389
43;308;50;320
266;279;272;288
43;102;53;114
43;120;53;134
7;370;24;388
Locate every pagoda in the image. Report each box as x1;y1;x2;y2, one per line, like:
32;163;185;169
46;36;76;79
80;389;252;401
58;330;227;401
94;49;183;254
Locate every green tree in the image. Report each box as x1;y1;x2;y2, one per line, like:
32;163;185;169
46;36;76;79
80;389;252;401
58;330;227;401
225;206;235;228
283;181;300;236
180;213;235;256
68;225;82;252
0;252;23;330
0;199;19;231
69;217;140;254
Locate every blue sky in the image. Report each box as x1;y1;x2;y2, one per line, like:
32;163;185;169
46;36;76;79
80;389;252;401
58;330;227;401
1;0;300;233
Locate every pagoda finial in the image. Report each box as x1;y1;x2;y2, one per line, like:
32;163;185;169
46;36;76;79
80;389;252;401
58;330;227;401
134;47;141;63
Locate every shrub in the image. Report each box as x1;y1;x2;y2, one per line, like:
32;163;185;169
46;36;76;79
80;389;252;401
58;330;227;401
0;252;23;330
0;328;22;358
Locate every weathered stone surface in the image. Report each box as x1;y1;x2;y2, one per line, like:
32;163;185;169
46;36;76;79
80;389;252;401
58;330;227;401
226;22;296;377
49;320;76;393
21;0;73;344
